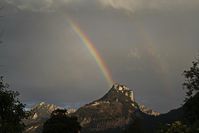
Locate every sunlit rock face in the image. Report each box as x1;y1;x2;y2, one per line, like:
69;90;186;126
73;83;139;132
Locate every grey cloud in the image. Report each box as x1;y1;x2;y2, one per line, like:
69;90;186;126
100;0;199;12
4;0;74;12
4;0;199;13
3;0;102;13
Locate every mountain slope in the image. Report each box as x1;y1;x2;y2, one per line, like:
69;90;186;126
73;84;141;132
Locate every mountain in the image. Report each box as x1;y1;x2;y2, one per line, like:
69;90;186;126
23;102;59;133
72;83;159;133
23;102;76;133
23;84;160;133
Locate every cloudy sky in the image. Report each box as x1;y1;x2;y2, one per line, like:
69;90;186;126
1;0;199;113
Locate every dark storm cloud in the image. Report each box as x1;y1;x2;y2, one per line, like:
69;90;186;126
1;0;199;112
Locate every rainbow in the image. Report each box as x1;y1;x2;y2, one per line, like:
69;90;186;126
68;18;114;86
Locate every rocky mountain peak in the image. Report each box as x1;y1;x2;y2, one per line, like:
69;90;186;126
101;83;135;102
113;83;130;91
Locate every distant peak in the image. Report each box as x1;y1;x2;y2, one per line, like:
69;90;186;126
32;102;59;112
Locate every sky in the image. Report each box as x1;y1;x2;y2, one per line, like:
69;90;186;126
0;0;199;113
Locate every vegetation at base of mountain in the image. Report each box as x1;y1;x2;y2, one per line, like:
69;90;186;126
42;109;81;133
0;77;26;133
156;120;199;133
156;121;190;133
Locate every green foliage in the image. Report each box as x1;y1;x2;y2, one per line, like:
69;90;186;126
183;57;199;100
156;121;199;133
0;77;26;133
43;109;81;133
156;121;190;133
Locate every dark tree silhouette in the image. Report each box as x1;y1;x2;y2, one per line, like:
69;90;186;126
182;57;199;130
43;109;81;133
183;57;199;99
183;93;199;125
0;77;26;133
